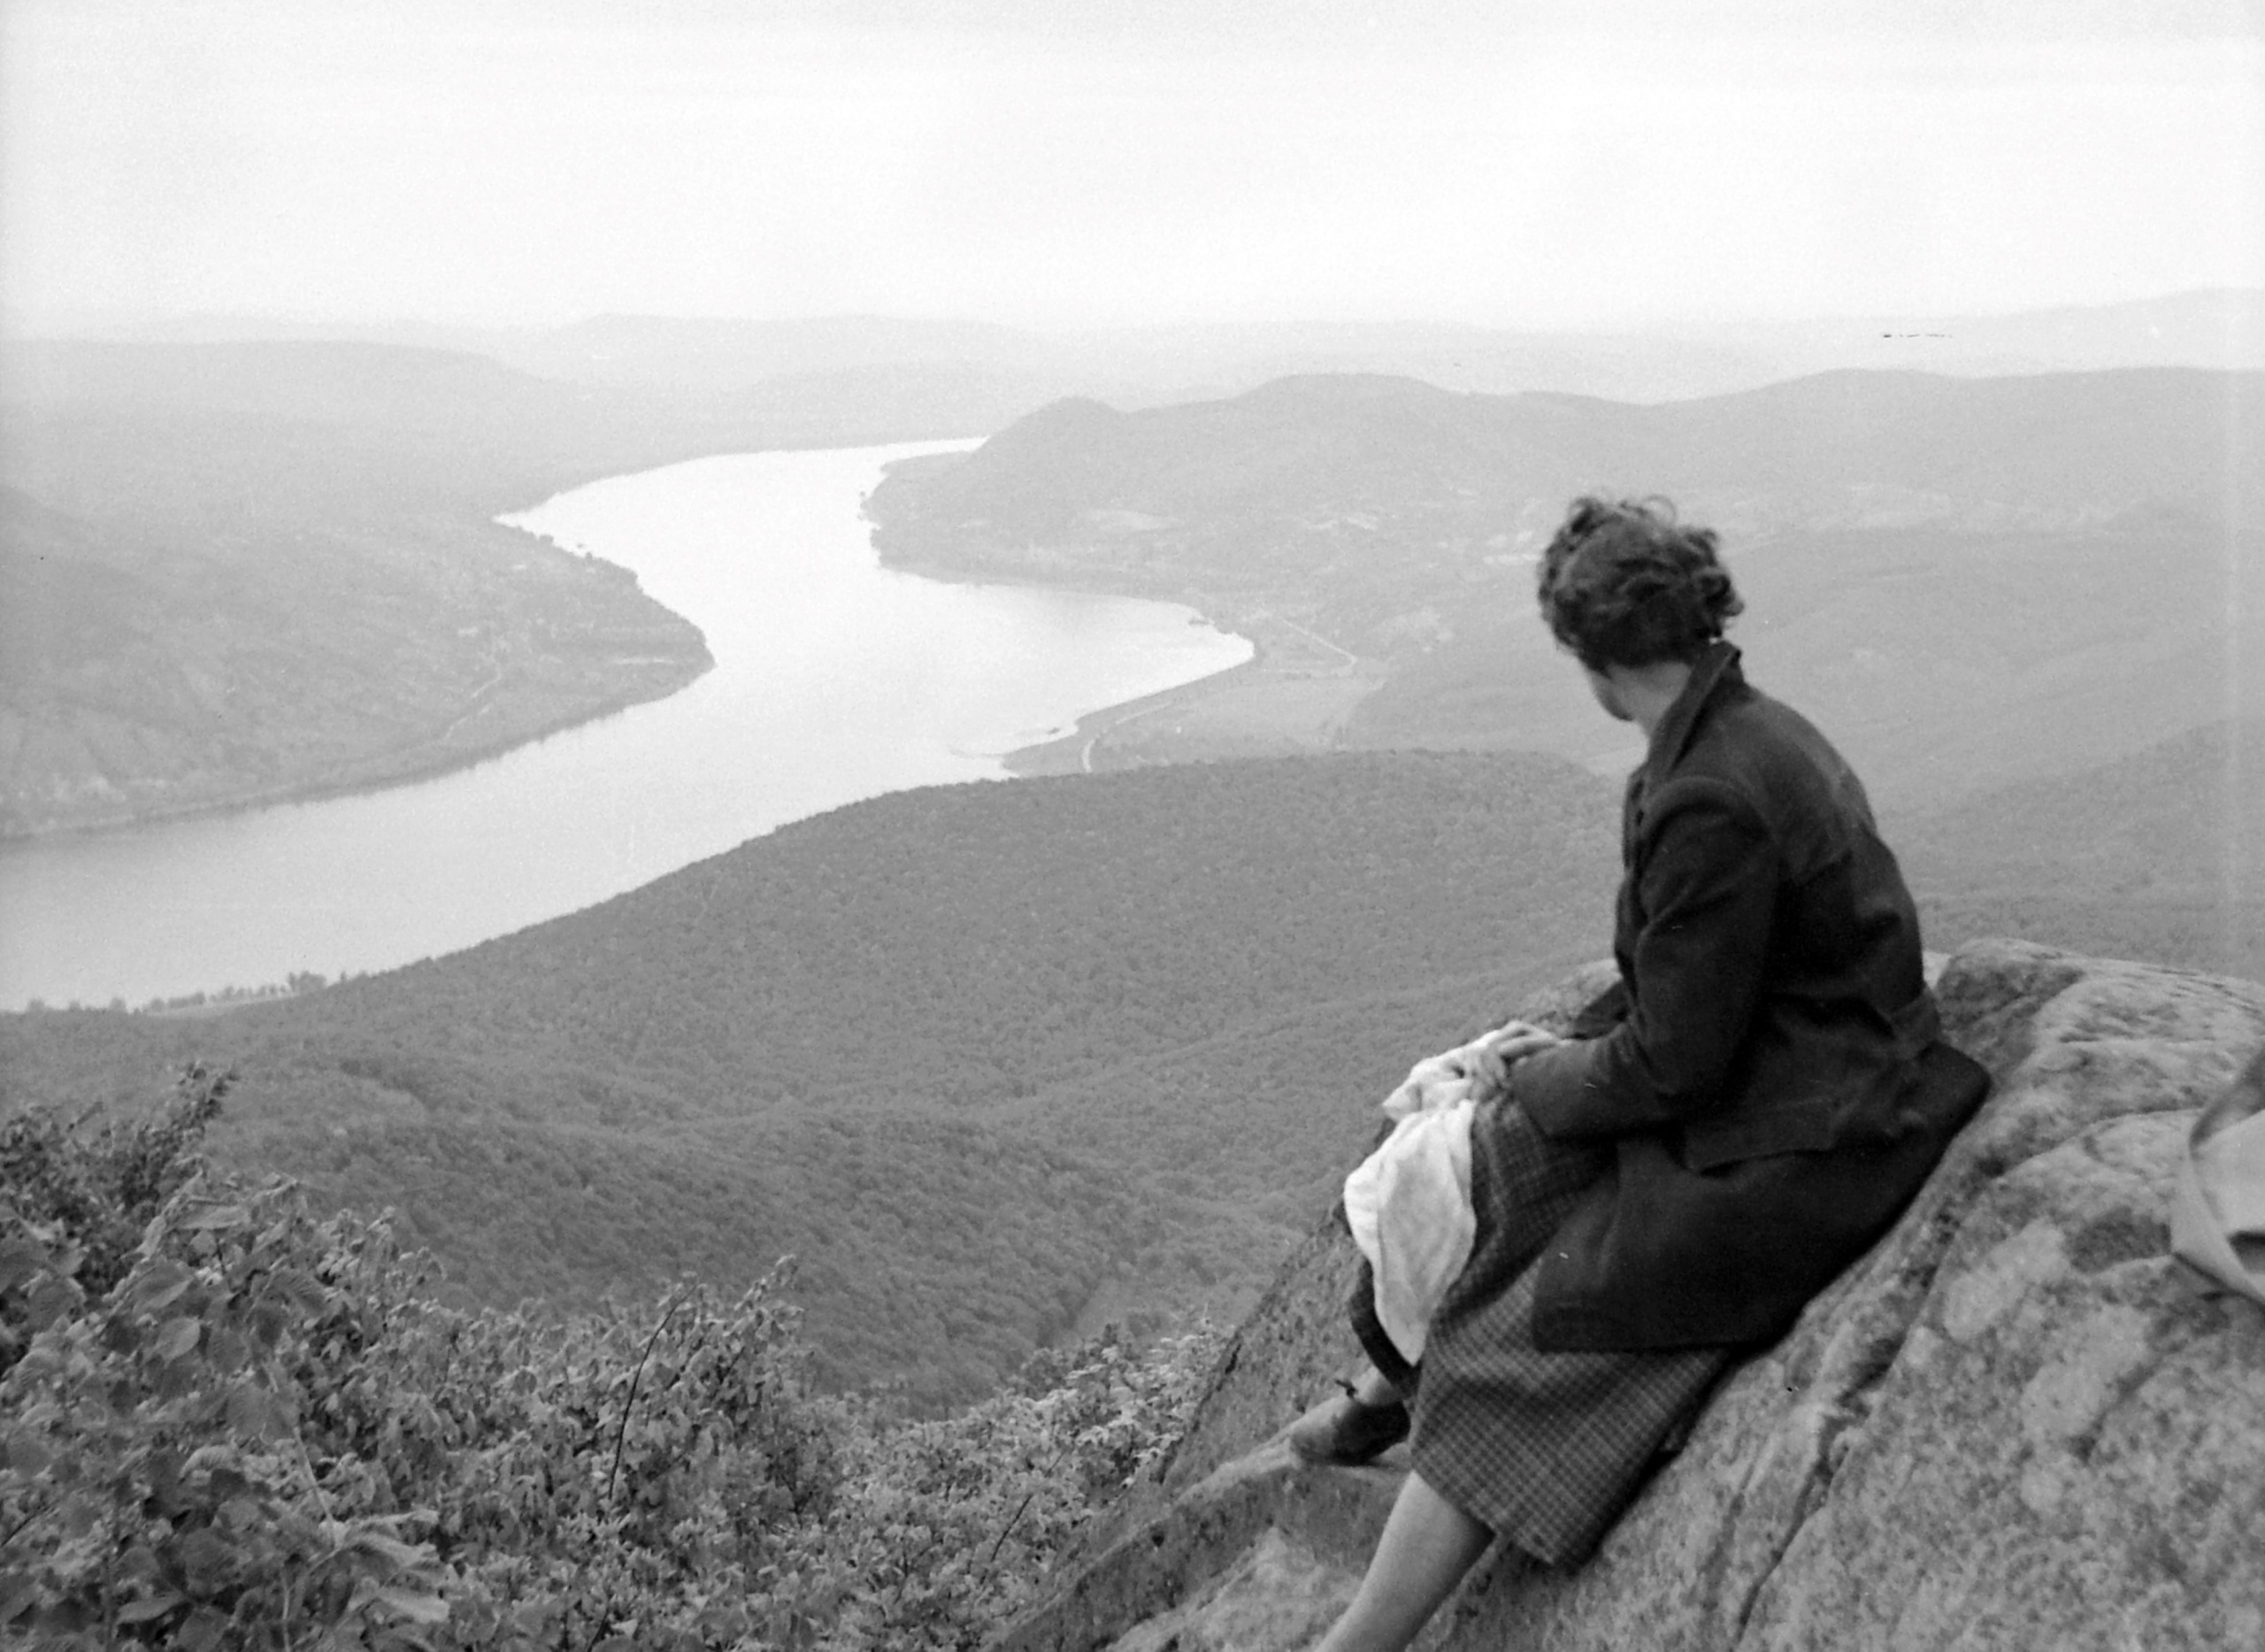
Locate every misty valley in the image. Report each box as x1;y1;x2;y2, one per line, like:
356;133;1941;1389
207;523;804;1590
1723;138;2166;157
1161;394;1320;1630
0;443;1248;1010
11;4;2264;1641
5;317;2261;1377
4;308;2262;1648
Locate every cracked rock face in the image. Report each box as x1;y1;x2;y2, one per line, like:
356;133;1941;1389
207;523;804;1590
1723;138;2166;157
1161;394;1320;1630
999;940;2265;1652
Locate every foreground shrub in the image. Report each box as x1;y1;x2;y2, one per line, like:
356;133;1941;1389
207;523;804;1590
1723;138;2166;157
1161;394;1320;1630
1;1073;1223;1648
0;1064;230;1341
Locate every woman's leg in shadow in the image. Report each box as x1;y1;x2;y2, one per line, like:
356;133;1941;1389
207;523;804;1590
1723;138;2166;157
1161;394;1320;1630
1312;1471;1492;1652
1349;1364;1401;1407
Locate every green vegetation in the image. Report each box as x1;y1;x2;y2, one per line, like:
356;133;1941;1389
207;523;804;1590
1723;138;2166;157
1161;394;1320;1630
0;343;742;835
2;1071;1223;1648
866;369;2265;811
0;751;1624;1402
8;717;2262;1409
869;370;2261;655
1899;717;2265;982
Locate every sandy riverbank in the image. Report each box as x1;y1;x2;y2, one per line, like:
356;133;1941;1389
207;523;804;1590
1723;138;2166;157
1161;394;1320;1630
1002;611;1391;774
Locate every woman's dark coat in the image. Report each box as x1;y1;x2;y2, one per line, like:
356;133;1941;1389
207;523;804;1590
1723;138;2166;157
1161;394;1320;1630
1508;642;1991;1352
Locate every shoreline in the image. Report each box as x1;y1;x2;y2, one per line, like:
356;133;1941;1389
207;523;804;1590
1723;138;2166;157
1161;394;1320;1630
876;543;1394;774
0;655;710;848
3;445;1267;1012
999;643;1272;775
11;513;1299;847
0;433;983;849
870;542;1279;774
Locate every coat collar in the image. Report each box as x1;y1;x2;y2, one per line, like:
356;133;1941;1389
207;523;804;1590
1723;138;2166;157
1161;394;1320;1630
1640;641;1744;790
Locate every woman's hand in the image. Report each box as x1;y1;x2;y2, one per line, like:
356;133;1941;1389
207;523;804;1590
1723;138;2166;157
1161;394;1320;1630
1466;1020;1564;1101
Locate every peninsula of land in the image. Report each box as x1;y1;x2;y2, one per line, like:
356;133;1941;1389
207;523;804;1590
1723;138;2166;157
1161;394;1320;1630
864;366;2265;812
0;342;739;837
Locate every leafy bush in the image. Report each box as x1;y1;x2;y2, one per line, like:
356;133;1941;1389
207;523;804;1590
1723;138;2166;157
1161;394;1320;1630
1;1076;1223;1648
806;1323;1220;1648
0;1064;230;1333
1;1162;453;1645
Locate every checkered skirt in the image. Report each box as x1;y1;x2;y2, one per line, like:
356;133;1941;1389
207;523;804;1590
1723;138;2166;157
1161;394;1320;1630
1355;1098;1737;1568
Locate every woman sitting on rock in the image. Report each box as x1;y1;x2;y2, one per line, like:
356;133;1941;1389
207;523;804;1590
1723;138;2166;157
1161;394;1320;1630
1294;496;1992;1652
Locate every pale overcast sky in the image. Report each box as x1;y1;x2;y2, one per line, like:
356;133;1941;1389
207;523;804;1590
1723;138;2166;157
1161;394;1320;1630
3;0;2261;333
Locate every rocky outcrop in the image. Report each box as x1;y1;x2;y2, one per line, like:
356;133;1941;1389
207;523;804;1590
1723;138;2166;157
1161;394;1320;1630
993;940;2265;1651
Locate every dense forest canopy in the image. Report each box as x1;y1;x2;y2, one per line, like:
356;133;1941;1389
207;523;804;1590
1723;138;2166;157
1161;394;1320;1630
7;706;2261;1403
0;751;1628;1401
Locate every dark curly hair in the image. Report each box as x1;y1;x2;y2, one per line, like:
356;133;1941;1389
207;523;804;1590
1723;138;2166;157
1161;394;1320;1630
1536;496;1742;671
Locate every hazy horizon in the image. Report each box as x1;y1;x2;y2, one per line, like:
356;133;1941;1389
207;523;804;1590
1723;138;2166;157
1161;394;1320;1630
12;287;2265;349
4;0;2260;339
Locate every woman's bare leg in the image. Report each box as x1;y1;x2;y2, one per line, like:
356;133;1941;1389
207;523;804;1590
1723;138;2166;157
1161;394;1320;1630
1313;1471;1492;1652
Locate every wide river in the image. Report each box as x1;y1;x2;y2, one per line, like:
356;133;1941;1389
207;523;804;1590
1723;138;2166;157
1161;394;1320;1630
0;443;1252;1010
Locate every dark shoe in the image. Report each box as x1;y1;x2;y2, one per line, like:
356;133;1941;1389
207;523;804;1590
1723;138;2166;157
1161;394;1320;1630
1287;1380;1409;1465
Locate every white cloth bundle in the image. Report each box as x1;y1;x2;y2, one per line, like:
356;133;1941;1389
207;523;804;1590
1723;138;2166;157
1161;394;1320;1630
1343;1035;1507;1365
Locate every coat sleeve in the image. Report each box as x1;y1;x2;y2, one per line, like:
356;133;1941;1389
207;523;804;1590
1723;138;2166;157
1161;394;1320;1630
1515;775;1777;1141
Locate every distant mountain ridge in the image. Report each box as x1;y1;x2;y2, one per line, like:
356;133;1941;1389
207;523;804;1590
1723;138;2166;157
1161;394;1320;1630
866;366;2263;813
74;288;2265;405
9;303;2254;831
1685;286;2265;381
874;366;2257;558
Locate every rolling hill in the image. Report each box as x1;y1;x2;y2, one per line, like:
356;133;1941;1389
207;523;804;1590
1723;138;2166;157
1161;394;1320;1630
1900;717;2265;982
865;367;2264;811
8;697;2261;1404
14;322;2253;838
123;291;2263;404
0;749;1626;1402
10;327;2264;1409
0;342;747;834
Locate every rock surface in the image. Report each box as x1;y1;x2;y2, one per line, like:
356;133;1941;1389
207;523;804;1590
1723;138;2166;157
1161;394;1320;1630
992;939;2265;1651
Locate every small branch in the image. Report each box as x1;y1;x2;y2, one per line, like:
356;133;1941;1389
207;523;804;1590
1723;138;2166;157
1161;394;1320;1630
985;1440;1077;1571
607;1285;690;1507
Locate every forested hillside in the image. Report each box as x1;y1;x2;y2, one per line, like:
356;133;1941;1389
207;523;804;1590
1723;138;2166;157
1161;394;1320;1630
0;339;1034;838
1901;717;2265;982
867;368;2264;811
0;343;726;834
0;751;1624;1402
8;711;2264;1402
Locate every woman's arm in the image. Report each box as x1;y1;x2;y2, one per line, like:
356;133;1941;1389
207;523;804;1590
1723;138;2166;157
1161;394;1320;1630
1511;776;1777;1140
